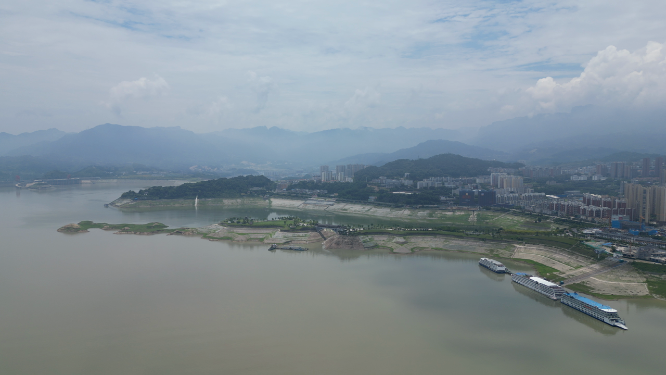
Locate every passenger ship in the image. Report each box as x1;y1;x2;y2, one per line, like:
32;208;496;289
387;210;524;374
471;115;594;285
511;273;565;300
561;292;627;330
478;258;508;273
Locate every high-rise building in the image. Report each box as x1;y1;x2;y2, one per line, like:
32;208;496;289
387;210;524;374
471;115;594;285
610;162;625;179
655;157;664;180
642;158;651;177
478;190;496;206
624;183;666;222
320;165;330;182
596;164;608;176
459;190;474;206
498;175;524;193
490;173;508;187
651;185;666;222
335;165;346;181
346;164;354;179
347;164;365;180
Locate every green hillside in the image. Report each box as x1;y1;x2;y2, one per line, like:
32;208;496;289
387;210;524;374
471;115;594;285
120;175;275;200
354;153;522;181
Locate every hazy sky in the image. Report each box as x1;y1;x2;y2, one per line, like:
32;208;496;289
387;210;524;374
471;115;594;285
2;0;666;134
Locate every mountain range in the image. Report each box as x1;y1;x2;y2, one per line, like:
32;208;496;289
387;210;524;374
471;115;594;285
1;105;665;174
4;124;464;169
0;128;67;156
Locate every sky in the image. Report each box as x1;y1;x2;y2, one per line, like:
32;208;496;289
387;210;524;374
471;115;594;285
1;0;666;134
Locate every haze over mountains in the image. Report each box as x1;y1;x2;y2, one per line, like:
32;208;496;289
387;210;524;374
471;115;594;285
0;128;67;156
1;106;665;176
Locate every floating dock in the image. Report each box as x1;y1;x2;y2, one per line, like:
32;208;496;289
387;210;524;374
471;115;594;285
269;244;307;251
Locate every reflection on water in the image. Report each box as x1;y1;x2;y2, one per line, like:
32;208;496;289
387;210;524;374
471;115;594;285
560;304;619;336
478;265;506;282
511;282;622;335
511;282;561;308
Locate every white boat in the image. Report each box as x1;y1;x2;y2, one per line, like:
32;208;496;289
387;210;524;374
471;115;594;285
511;273;565;300
479;258;508;273
561;292;627;330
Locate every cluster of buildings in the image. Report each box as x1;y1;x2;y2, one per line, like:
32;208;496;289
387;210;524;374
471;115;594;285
371;175;413;188
415;176;462;189
525;194;632;220
518;185;666;225
319;164;366;182
527;157;666;182
620;246;666;263
520;157;666;182
624;183;666;222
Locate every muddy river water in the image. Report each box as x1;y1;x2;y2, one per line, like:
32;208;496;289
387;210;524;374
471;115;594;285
1;181;665;374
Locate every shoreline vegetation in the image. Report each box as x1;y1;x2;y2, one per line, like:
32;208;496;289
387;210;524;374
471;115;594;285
94;174;665;300
58;215;663;300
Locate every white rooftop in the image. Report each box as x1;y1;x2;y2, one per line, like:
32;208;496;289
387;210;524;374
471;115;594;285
530;276;558;287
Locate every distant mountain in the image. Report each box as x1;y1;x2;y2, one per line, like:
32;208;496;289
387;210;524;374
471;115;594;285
354;154;523;181
8;124;464;169
509;132;666;165
471;106;666;153
0;155;59;181
0;128;67;156
9;124;226;169
333;139;510;166
205;126;463;164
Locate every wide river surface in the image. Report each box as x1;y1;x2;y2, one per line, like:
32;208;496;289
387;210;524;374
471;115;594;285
1;181;665;374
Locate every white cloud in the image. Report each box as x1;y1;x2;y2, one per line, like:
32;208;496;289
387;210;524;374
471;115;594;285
344;87;380;116
3;1;666;132
247;71;275;113
104;75;169;115
524;41;666;113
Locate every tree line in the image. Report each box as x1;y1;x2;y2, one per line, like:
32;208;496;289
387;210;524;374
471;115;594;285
121;175;275;200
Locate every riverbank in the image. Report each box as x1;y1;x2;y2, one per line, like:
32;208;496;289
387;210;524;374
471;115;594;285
57;220;655;300
111;197;270;209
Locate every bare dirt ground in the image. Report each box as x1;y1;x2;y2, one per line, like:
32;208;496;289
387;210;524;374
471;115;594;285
512;245;588;272
323;235;364;250
578;277;649;296
351;234;513;256
231;228;276;234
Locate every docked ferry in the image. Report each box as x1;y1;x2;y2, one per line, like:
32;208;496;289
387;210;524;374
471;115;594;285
478;258;508;273
511;273;565;300
560;292;627;330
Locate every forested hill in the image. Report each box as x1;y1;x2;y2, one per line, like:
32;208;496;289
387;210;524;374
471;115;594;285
354;154;523;181
120;175;275;200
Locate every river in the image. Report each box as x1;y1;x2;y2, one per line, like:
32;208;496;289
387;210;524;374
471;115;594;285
0;181;665;374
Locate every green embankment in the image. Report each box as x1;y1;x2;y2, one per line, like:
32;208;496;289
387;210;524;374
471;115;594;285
120;175;274;200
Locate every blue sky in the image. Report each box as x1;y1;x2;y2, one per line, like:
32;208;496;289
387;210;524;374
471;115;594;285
1;0;666;133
